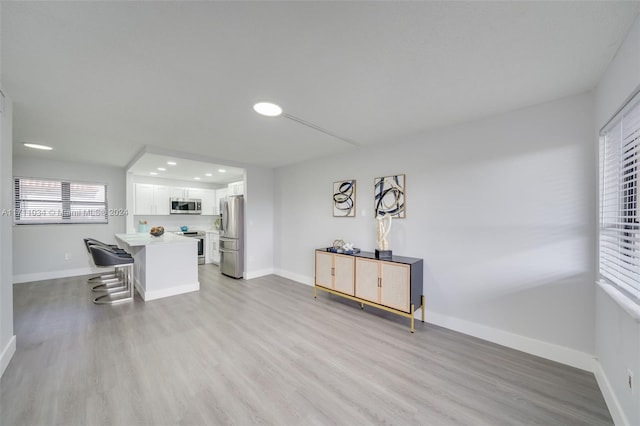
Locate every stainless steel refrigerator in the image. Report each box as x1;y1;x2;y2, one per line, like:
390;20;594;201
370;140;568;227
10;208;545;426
219;195;244;278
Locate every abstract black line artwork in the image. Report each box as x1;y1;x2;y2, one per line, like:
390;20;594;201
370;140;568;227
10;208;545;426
333;180;356;217
374;174;405;218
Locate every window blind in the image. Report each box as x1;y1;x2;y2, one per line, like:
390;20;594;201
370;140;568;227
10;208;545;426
600;92;640;302
14;177;108;224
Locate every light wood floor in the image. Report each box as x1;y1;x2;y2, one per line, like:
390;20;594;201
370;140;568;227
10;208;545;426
1;265;612;425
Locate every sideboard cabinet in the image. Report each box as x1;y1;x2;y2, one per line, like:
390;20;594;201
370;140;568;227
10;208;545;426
314;249;424;332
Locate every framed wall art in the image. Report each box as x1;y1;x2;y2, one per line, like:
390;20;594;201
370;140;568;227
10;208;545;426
333;179;356;217
374;174;405;218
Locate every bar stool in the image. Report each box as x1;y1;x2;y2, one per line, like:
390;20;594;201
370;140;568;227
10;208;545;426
85;241;132;294
89;245;135;305
84;238;128;285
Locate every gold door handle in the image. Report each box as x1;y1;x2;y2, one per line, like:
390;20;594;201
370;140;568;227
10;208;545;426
331;267;335;276
378;277;381;287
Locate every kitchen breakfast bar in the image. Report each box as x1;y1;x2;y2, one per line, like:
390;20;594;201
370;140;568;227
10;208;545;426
115;233;200;301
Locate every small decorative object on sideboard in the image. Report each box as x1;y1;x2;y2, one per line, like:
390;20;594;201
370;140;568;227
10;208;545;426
326;239;360;254
375;213;392;259
150;226;165;237
138;220;148;233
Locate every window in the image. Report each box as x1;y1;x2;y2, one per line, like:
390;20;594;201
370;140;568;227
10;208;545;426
14;177;108;225
599;91;640;303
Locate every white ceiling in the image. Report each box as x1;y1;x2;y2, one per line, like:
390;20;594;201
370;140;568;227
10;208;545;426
3;1;640;169
128;153;244;184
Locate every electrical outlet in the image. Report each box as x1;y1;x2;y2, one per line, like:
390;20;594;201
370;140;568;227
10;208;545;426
628;369;634;394
64;253;71;261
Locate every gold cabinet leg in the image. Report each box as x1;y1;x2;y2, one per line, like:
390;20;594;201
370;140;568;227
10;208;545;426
410;304;415;333
314;286;317;298
421;295;425;322
360;303;364;310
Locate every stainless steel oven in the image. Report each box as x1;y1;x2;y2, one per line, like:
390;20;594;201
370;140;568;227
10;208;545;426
182;231;205;264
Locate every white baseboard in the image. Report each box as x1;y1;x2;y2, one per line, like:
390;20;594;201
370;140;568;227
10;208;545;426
593;360;628;426
1;335;16;378
245;268;275;280
425;310;596;372
136;281;200;301
274;269;313;286
13;267;101;284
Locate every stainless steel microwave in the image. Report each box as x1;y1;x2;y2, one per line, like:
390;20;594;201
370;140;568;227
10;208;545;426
170;198;202;214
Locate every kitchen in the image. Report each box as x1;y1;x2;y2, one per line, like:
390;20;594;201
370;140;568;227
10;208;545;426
127;153;245;278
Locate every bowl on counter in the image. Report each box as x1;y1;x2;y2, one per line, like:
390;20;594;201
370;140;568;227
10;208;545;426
150;226;165;237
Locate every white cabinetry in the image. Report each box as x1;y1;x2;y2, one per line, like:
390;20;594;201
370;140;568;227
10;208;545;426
189;188;216;215
214;188;228;215
134;184;170;215
205;231;220;264
228;181;244;195
143;185;217;216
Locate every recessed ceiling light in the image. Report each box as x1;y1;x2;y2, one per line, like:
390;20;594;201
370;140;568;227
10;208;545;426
253;102;282;117
157;167;166;171
205;173;212;177
23;143;53;150
150;172;158;175
194;177;201;180
167;161;177;166
218;169;227;173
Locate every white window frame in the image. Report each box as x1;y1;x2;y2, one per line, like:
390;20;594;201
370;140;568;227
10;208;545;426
599;89;640;306
14;177;109;225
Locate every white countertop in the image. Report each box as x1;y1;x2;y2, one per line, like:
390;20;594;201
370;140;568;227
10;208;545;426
115;232;197;247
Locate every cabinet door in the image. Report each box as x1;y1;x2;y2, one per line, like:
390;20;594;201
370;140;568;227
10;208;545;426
200;189;216;215
228;181;244;195
315;252;333;289
134;184;154;215
380;262;410;312
355;258;380;303
204;233;212;263
169;187;186;199
186;188;204;200
216;188;228;213
333;254;354;295
153;185;170;215
212;233;220;264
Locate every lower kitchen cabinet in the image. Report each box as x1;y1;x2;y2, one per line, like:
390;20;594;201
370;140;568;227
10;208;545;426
315;249;424;332
205;231;220;264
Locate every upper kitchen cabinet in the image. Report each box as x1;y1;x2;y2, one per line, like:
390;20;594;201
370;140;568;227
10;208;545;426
214;188;228;215
192;188;216;215
228;181;244;195
134;183;217;216
134;183;170;215
168;187;217;216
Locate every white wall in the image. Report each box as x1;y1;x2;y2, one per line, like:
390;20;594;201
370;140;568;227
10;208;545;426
12;156;127;283
0;0;16;377
244;165;274;279
594;15;640;426
275;92;597;369
1;94;16;377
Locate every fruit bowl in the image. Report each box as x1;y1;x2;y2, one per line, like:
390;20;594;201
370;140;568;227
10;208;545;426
150;226;165;237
